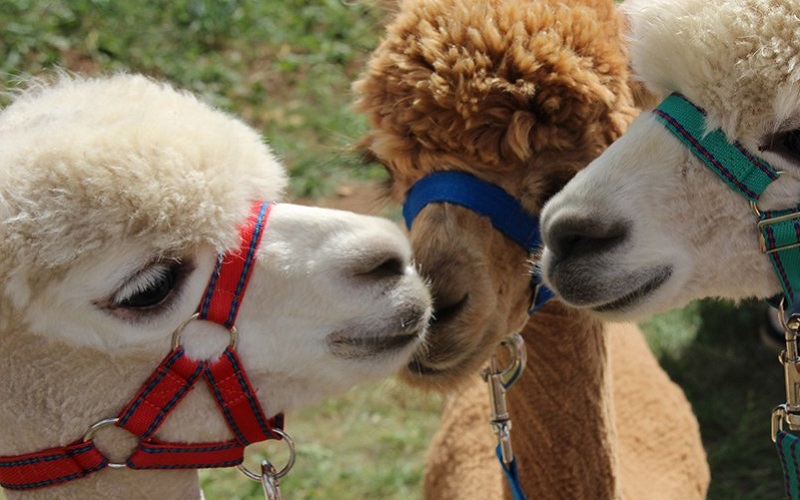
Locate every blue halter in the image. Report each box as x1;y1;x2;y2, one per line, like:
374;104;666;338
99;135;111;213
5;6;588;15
403;171;553;314
403;171;554;500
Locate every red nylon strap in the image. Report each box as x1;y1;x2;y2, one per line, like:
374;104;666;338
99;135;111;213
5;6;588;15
117;347;203;439
0;201;284;491
204;347;280;444
197;202;272;328
127;440;244;469
0;441;107;491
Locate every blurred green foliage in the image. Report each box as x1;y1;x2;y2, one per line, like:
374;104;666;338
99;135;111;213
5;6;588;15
0;0;388;197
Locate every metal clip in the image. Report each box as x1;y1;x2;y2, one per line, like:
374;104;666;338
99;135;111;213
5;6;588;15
260;459;283;500
773;302;800;441
481;333;527;465
238;429;296;498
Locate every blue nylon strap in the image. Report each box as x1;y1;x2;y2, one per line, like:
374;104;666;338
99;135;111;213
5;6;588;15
403;172;542;252
496;445;526;500
404;171;555;500
403;171;552;315
776;431;800;499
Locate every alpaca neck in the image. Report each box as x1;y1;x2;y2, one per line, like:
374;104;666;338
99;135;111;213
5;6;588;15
0;329;242;500
3;470;202;500
508;301;619;500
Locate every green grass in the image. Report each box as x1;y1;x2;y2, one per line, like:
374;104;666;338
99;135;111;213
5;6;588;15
0;0;387;198
0;2;793;499
199;378;442;500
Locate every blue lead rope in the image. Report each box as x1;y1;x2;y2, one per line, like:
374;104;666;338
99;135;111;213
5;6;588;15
497;445;526;500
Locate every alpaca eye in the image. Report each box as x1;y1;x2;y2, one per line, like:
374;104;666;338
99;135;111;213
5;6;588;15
784;130;800;159
114;263;180;309
760;129;800;164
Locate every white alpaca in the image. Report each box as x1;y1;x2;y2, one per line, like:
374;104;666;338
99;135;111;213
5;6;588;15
539;0;800;320
0;74;431;499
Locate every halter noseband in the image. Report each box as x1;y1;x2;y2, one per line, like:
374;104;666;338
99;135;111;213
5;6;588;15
0;201;284;491
403;171;553;313
654;92;800;499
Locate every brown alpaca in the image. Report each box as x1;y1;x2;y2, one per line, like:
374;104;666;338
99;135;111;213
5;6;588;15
354;0;710;498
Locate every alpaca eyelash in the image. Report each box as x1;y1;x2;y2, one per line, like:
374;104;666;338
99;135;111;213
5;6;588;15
111;263;175;306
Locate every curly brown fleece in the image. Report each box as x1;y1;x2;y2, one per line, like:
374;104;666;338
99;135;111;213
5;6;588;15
354;0;709;498
356;0;639;198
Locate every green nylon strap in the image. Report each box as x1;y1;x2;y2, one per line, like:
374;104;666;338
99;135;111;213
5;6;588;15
777;431;800;499
654;93;778;202
654;93;800;304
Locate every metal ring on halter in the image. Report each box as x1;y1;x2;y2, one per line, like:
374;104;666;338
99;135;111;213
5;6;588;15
171;312;238;351
83;417;128;469
237;428;296;481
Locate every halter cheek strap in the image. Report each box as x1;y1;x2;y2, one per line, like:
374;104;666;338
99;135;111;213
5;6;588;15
403;171;553;313
0;201;283;491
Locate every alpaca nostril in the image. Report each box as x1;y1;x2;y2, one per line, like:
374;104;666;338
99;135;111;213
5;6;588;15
548;218;629;261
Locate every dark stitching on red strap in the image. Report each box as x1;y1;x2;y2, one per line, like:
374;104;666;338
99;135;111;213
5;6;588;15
224;349;273;438
225;202;268;328
198;256;224;320
140;363;204;438
118;348;186;426
203;364;249;444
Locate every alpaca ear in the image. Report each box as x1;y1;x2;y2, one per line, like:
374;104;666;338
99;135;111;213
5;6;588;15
628;76;660;110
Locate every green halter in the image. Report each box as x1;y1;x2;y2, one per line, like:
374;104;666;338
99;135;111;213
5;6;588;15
654;92;800;499
654;92;800;305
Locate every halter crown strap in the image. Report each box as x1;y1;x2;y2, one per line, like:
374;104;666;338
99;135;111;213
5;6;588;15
654;92;800;306
403;171;552;313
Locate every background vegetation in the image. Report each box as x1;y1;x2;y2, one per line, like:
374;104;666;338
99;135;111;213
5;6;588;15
0;1;787;498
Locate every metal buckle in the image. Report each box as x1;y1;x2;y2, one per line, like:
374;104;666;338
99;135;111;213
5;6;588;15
755;210;800;254
749;173;800;254
481;333;527;465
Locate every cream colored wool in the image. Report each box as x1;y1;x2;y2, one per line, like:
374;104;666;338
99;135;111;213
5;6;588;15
0;74;432;499
355;0;710;497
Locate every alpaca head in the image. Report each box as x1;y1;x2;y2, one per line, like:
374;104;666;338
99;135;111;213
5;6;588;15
540;0;800;320
354;0;637;389
0;74;432;476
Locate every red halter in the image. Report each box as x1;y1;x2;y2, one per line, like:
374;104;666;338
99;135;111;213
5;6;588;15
0;201;283;491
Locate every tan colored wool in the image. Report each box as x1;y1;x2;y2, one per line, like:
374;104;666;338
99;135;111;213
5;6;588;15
355;0;710;498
